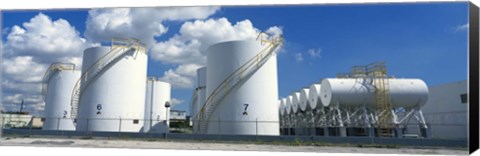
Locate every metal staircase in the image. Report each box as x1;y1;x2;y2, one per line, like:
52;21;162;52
341;62;394;137
70;38;145;122
41;63;76;101
194;33;284;133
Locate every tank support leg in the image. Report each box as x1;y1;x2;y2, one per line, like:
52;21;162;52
395;124;403;138
368;127;375;137
339;127;347;137
324;127;329;136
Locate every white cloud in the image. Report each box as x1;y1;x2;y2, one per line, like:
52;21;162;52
85;7;220;47
3;56;47;83
158;63;202;88
455;23;468;32
308;48;321;59
150;18;263;65
159;69;194;89
175;63;202;77
170;98;184;107
294;53;303;62
2;80;42;94
266;26;283;38
151;18;283;88
4;13;93;64
2;13;92;116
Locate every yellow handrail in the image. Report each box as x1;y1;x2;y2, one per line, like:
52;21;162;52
70;38;145;121
194;33;283;132
41;62;77;101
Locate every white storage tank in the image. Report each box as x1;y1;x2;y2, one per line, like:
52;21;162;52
299;88;310;112
194;67;207;122
286;95;293;115
43;63;80;131
308;84;322;109
291;92;301;114
279;98;287;116
320;78;429;108
205;40;279;135
143;77;171;133
75;45;148;132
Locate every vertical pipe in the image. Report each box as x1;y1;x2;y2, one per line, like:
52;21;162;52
150;80;154;132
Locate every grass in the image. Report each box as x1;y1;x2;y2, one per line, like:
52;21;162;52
80;136;93;140
2;132;467;151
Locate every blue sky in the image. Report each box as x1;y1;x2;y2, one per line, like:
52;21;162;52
1;2;469;115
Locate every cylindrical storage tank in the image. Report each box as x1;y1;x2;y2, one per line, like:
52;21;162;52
194;67;207;122
320;78;429;108
143;78;171;133
285;95;293;115
308;84;322;109
279;98;287;116
291;92;301;114
43;67;80;131
206;40;279;135
76;46;148;132
299;88;310;112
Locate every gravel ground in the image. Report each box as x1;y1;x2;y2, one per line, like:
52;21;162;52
0;137;468;155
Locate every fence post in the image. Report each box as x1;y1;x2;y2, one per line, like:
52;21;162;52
86;118;89;136
118;117;122;133
57;117;61;131
218;117;221;134
165;119;168;140
312;114;316;136
255;118;258;136
0;114;3;138
0;113;3;138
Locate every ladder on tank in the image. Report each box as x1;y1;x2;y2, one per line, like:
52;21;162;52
194;33;284;133
70;38;146;123
369;62;393;137
41;63;76;101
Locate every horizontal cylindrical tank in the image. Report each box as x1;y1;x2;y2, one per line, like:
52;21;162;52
206;40;279;135
320;78;429;108
291;92;301;114
76;46;148;132
285;95;293;115
43;67;80;131
279;98;287;116
299;88;310;111
143;78;171;133
308;84;322;109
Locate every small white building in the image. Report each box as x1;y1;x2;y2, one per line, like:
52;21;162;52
420;80;467;140
170;110;187;120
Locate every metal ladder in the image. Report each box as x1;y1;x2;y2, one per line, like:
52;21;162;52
41;63;76;101
70;38;145;122
194;33;284;133
370;63;393;137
